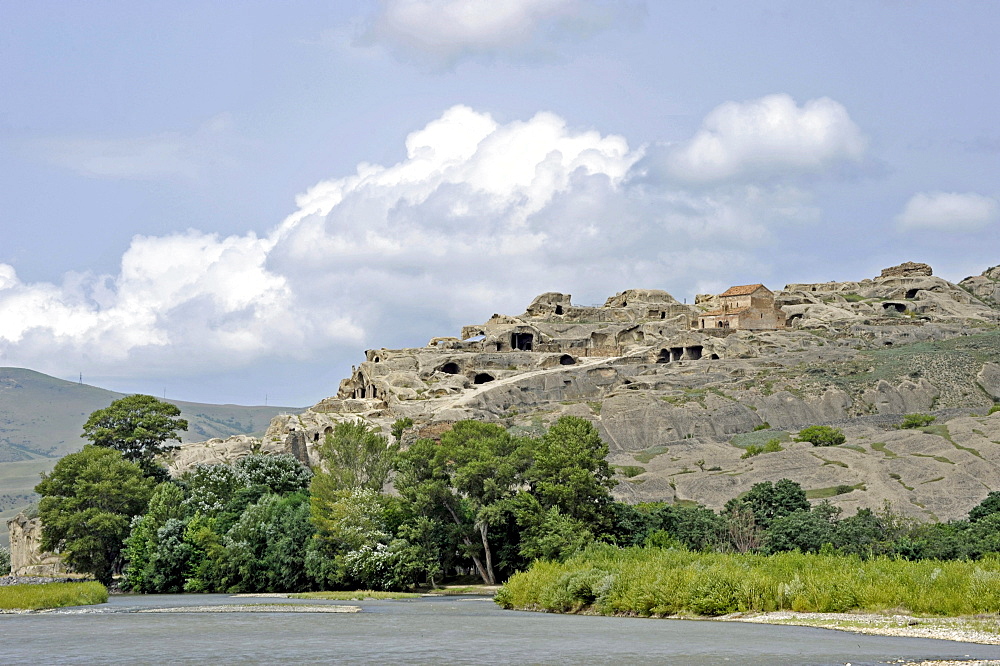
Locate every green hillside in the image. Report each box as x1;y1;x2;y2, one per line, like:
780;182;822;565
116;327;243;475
0;367;302;546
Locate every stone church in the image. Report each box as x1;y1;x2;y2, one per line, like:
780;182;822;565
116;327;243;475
697;284;786;330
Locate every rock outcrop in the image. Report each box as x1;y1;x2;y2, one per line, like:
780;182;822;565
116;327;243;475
167;261;1000;521
6;512;65;577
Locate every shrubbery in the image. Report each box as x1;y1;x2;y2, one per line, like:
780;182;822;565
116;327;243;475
795;425;845;447
496;546;1000;617
899;413;936;429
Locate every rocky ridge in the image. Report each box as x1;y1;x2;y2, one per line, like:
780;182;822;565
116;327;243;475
167;262;1000;522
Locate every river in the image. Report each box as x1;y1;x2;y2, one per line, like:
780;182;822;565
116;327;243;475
2;594;998;664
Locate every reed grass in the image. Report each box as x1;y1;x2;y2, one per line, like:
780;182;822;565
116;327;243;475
495;545;1000;617
0;582;108;610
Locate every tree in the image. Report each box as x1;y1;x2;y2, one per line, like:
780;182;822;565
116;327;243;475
794;425;845;447
527;416;616;529
969;491;1000;522
82;395;188;473
313;420;398;493
36;445;156;584
724;479;809;532
394;421;530;585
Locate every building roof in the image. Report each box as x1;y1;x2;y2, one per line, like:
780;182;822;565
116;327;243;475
720;283;769;297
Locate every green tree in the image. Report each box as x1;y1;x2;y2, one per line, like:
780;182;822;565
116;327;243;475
313;420;398;493
82;395;188;474
36;446;155;584
969;491;1000;522
794;425;845;447
724;479;809;532
122;482;187;592
394;421;530;585
762;503;840;554
527;416;616;529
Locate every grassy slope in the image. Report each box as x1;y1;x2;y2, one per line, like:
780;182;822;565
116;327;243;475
0;367;303;547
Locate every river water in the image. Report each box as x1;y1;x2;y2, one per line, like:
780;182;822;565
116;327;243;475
2;594;998;665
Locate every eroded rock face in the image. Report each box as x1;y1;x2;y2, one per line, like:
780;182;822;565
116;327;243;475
880;261;933;278
960;265;1000;306
6;513;65;577
166;262;1000;520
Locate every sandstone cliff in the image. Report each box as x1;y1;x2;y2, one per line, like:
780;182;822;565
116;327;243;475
167;261;1000;522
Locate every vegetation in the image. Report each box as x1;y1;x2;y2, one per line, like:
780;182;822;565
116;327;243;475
495;547;1000;617
899;413;936;429
989;404;1000;415
0;545;9;575
35;446;155;584
741;438;783;459
291;590;420;600
0;581;108;611
794;425;845;447
82;394;188;476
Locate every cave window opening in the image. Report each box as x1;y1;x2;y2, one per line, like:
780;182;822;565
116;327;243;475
511;332;534;351
314;433;320;442
440;362;460;374
685;346;703;361
559;354;575;365
656;349;670;363
555;305;564;315
883;302;906;313
905;289;919;299
661;312;666;319
670;347;684;362
710;353;720;360
474;372;495;384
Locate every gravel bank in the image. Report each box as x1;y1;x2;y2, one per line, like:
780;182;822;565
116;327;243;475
721;610;1000;645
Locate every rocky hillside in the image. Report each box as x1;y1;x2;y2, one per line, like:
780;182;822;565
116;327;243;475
170;262;1000;522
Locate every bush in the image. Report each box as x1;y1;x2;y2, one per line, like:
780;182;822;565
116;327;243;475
989;404;1000;416
753;423;771;431
0;546;9;575
899;413;936;429
795;426;845;447
742;438;784;459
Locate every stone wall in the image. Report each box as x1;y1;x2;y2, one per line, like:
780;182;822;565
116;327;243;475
6;512;66;577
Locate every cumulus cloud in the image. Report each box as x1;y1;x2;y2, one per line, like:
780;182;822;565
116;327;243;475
0;98;852;381
665;94;867;183
363;0;640;67
896;191;999;232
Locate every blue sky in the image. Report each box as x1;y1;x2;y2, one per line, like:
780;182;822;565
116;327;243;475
1;0;998;407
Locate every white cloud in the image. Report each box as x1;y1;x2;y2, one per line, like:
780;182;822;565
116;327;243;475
0;100;851;381
364;0;639;67
36;114;237;180
666;94;867;183
895;191;999;232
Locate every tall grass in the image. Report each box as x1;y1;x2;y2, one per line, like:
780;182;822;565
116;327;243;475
495;544;1000;617
0;582;108;611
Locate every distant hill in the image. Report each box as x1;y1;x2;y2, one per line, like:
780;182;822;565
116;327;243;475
0;367;302;546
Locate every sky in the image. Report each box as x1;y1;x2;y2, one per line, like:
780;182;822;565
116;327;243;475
1;0;998;407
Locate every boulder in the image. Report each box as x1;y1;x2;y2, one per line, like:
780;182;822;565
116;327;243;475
879;262;933;279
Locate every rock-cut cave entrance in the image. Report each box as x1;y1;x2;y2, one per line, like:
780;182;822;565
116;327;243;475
474;373;495;384
440;362;460;374
511;333;534;351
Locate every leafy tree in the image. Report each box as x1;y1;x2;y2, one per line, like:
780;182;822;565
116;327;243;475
391;417;414;444
795;425;846;447
724;479;809;532
969;491;1000;522
512;493;594;562
762;503;840;554
394;421;530;585
222;492;315;593
527;416;616;529
122;482;187;592
0;546;10;575
794;425;845;447
313;420;398;493
82;395;188;474
36;445;155;584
